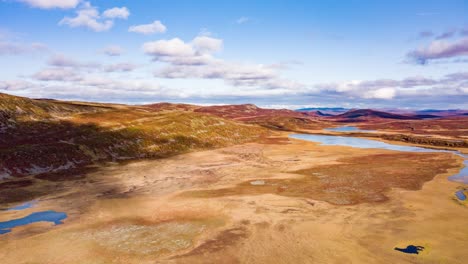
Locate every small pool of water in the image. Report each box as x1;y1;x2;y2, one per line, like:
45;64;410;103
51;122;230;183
448;160;468;183
325;126;375;133
0;210;67;235
455;190;467;201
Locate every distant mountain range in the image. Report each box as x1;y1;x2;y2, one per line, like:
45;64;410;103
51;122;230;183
296;107;468;118
330;109;420;120
297;107;349;116
296;107;349;112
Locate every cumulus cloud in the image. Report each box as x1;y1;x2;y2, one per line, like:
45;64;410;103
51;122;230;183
9;74;173;103
59;2;128;32
128;20;166;35
363;88;396;99
192;36;223;53
102;45;124;56
33;68;81;81
315;72;468;101
102;7;130;19
143;35;301;90
407;38;468;64
0;80;35;91
47;54;99;68
17;0;80;9
143;38;196;58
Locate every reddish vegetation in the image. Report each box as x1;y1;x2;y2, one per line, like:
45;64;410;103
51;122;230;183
194;104;317;120
145;103;328;131
357;116;468;138
183;152;459;205
145;102;199;112
192;104;330;131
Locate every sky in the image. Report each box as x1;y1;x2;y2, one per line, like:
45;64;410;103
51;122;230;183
0;0;468;109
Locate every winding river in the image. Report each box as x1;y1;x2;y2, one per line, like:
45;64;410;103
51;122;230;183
289;131;468;200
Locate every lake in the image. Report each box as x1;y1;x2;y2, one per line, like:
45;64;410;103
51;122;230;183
0;210;67;235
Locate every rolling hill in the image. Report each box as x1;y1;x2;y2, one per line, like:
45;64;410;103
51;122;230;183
0;93;268;182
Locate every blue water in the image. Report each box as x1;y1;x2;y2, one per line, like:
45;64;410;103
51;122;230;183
325;126;375;133
290;134;444;153
455;190;467;201
448;159;468;183
0;211;67;235
5;201;37;211
289;133;468;186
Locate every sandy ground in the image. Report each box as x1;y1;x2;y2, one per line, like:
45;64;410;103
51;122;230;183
0;134;467;263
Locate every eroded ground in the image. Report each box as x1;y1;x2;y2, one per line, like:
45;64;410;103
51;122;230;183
0;134;467;263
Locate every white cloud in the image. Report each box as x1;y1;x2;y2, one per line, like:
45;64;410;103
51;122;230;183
33;68;81;81
363;88;396;99
407;37;468;64
59;2;112;32
102;45;124;56
317;80;398;100
314;72;468;101
0;80;34;91
144;35;302;90
128;20;167;35
142;36;223;64
192;36;223;54
59;2;129;32
48;54;99;68
143;38;195;58
23;75;172;102
102;7;130;19
17;0;80;9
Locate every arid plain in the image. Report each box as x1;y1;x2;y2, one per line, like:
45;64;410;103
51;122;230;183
0;93;467;263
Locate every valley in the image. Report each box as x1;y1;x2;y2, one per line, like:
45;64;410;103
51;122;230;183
0;93;467;263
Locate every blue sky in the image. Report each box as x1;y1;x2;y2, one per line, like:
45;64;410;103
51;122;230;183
0;0;467;109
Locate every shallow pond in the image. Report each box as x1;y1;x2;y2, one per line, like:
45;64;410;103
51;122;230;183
0;210;67;235
455;190;467;201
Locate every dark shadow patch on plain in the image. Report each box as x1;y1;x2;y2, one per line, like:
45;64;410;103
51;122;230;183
394;245;424;254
